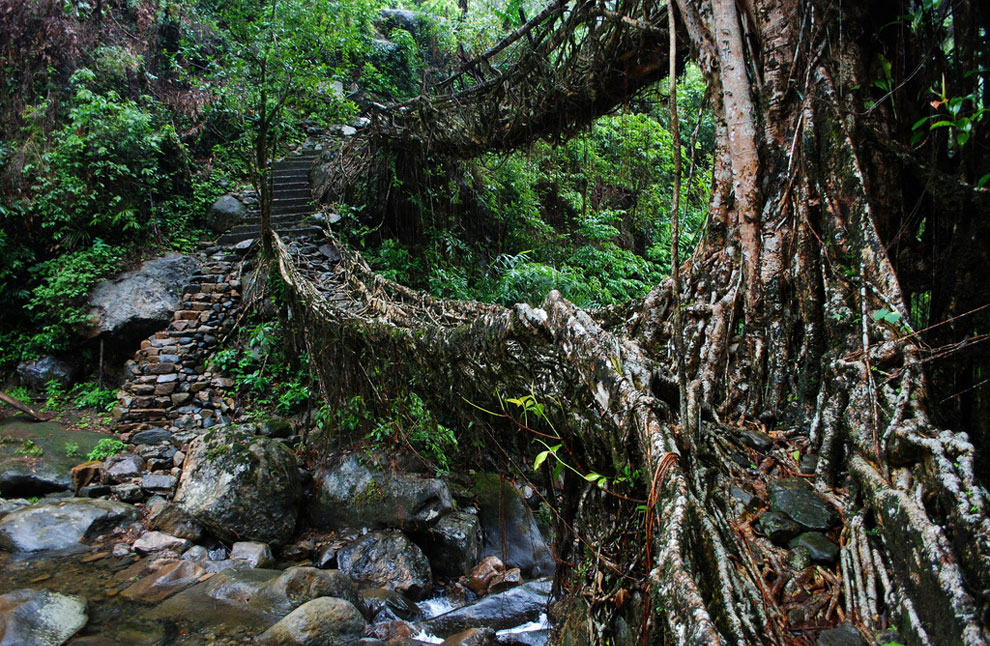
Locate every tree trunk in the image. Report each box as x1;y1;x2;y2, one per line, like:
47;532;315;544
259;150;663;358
285;0;990;643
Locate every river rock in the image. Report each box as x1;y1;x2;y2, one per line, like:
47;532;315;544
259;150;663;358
441;628;497;646
15;356;78;390
360;588;421;622
173;424;301;544
0;419;107;496
0;497;137;552
463;556;505;596
119;559;207;603
338;530;432;599
147;500;205;541
422;580;551;637
257;596;366;646
206;194;249;233
100;452;145;484
768;479;839;531
86;253;198;342
422;511;482;578
130;428;172;446
473;474;554;577
133;530;190;554
789;532;839;565
0;589;88;646
230;541;275;568
308;453;452;532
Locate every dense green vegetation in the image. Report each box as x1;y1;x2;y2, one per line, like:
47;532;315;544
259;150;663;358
0;0;710;373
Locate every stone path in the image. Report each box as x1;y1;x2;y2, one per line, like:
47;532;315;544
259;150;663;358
114;146;326;435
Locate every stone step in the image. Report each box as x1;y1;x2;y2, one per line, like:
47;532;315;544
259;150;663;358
273;188;312;201
273;169;310;180
217;226;323;246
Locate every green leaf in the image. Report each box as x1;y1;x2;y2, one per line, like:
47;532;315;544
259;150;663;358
534;450;550;471
883;311;902;324
977;173;990;188
793;450;801;462
872;308;889;321
584;471;603;482
911;116;931;131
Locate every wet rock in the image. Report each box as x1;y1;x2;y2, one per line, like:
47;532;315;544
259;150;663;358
463;556;506;597
767;479;838;531
182;545;209;562
0;588;88;646
174;424;301;544
488;567;523;594
314;543;337;569
119;560;207;602
133;531;190;554
442;628;497;645
100;453;146;484
157;566;361;626
206;194;249;233
817;622;867;646
130;428;172;446
0;419;107;496
757;511;801;545
111;482;144;502
422;511;482;578
281;539;316;563
230;541;275;568
257;596;366;645
0;499;29;519
16;355;78;391
740;429;773;452
788;532;839;565
86;253;198;342
338;530;432;599
0;497;137;552
147;500;205;541
360;588;422;622
473;474;554;577
308;453;452;532
366;620;416;644
422;580;551;637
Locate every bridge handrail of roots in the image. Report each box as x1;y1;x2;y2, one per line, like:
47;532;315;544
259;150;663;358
368;0;672;158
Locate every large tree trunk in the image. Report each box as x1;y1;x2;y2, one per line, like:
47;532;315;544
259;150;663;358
286;0;990;643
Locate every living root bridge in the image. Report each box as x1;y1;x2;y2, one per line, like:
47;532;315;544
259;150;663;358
271;230;989;644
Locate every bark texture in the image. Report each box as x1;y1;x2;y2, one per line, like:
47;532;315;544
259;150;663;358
284;0;990;643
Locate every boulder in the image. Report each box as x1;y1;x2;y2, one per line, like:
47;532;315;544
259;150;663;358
173;424;301;544
15;356;78;391
100;452;145;484
119;560;207;603
257;597;366;646
378;8;420;32
360;588;422;622
462;556;505;597
308;453;452;532
338;530;432;599
206;194;249;233
86;252;198;342
472;474;554;577
230;541;275;568
0;497;137;552
0;419;107;496
768;479;839;531
817;622;867;646
146;500;205;542
422;580;551;637
132;531;190;554
422;511;482;578
757;511;801;545
0;589;88;646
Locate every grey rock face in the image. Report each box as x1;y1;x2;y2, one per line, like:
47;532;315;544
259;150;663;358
0;419;107;496
338;530;433;600
230;541;275;568
0;497;137;552
308;453;452;532
16;356;78;390
768;479;839;531
473;474;554;577
100;453;145;484
257;596;366;646
422;580;551;638
206;194;249;233
422;511;482;578
174;424;301;544
86;253;198;341
0;589;88;646
147;500;205;542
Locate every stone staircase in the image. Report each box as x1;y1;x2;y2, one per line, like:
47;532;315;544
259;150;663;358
114;146;327;436
217;148;324;246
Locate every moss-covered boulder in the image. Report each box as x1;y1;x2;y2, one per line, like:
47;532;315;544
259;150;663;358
174;424;301;545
